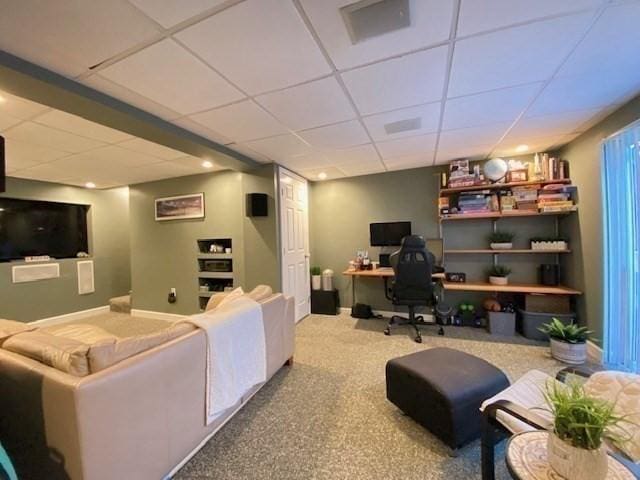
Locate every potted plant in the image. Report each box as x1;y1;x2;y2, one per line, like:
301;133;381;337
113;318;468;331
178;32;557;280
544;382;627;480
488;265;511;285
539;318;593;364
489;231;515;250
310;266;322;290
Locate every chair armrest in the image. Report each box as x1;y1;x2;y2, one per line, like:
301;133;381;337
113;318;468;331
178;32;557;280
484;399;552;431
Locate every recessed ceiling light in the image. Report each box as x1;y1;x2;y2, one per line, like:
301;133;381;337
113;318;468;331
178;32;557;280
515;144;529;153
318;172;328;180
202;160;214;168
85;182;96;189
0;208;4;212
0;95;6;104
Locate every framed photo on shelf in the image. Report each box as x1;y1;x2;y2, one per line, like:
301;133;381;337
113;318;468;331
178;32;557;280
507;169;528;182
155;193;205;221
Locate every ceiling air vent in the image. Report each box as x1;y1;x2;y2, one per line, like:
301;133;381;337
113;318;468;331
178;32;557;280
340;0;411;44
383;117;421;135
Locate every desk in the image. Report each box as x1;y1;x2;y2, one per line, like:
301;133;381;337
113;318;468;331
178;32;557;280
342;268;445;305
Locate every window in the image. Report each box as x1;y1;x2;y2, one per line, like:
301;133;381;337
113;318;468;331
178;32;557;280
602;120;640;372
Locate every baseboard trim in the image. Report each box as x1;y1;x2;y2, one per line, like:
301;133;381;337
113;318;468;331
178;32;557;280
29;305;110;327
130;309;187;323
587;340;603;365
338;307;435;322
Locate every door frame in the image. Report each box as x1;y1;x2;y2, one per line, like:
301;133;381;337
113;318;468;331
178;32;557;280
275;165;310;321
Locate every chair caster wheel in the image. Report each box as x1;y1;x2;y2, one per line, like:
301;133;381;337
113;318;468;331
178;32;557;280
438;327;445;336
383;328;391;336
414;335;422;343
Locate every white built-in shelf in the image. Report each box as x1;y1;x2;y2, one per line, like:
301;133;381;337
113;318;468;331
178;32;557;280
197;253;232;259
198;272;233;279
198;291;215;297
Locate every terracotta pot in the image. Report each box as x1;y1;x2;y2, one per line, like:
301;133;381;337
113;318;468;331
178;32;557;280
550;338;587;364
311;275;321;290
547;432;608;480
489;275;508;285
490;242;513;250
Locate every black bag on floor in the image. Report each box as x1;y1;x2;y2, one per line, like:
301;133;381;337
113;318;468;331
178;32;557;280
351;303;375;319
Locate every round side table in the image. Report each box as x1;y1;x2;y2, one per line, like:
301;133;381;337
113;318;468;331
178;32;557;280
506;431;634;480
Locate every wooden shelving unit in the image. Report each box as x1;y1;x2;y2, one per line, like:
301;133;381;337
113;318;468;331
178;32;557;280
442;281;581;295
440;178;571;195
440;209;576;221
445;249;570;254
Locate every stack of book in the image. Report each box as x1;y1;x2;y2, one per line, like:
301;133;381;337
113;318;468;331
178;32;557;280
457;191;491;214
537;185;577;212
448;175;477;189
510;186;539;212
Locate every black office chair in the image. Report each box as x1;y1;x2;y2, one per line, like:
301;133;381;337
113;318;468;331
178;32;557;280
384;235;447;343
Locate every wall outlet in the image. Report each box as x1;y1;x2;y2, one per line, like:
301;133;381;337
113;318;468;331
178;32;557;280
168;288;177;304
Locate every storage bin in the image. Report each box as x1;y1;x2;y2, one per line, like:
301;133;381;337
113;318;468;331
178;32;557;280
518;309;575;341
488;311;516;336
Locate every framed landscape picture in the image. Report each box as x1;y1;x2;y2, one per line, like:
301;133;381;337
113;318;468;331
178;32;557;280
155;193;205;221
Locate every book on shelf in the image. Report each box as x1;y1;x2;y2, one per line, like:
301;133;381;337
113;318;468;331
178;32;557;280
539;206;578;213
537;201;573;208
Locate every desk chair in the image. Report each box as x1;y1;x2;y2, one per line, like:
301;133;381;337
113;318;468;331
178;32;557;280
384;235;447;343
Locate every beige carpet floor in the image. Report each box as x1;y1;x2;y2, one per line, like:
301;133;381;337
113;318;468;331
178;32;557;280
168;312;563;480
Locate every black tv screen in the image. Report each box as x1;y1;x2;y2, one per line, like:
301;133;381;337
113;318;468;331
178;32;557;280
370;221;411;246
0;198;89;261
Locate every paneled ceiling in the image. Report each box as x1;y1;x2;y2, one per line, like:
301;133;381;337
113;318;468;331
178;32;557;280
1;0;639;183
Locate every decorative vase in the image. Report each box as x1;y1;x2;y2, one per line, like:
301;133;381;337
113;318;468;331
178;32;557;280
547;432;608;480
490;242;513;250
311;275;321;290
489;275;508;285
550;338;587;364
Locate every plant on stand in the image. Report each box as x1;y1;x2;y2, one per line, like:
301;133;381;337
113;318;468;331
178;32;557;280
489;230;515;250
539;318;593;364
488;265;511;285
310;266;322;290
544;382;628;480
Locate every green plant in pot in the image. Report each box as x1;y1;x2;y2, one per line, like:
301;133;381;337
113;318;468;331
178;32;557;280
489;230;515;250
544;382;628;480
310;266;322;290
539;318;593;364
487;265;511;285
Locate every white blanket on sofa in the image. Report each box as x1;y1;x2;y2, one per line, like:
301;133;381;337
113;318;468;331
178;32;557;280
185;296;266;424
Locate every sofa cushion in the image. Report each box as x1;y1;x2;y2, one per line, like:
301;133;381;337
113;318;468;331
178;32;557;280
0;319;35;346
88;323;196;373
247;285;273;303
3;330;90;376
45;323;120;344
217;287;245;309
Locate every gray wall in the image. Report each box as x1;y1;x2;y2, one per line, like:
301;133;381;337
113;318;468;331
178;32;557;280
0;177;131;321
129;165;278;315
559;94;640;345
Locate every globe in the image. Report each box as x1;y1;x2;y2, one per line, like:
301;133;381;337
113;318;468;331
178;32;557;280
483;158;508;182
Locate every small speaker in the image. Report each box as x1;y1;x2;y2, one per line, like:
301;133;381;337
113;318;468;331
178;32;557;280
246;193;268;217
540;264;560;286
0;135;5;193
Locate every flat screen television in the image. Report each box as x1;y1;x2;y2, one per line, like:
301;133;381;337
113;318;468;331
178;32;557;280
0;197;89;261
369;221;411;246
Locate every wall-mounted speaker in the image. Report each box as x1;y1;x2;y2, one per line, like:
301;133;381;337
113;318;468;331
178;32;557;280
246;193;268;217
0;135;5;193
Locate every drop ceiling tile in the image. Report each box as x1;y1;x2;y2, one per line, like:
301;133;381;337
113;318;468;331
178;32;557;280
507;108;602;139
189;100;288;142
171;117;232;145
299;166;346;181
0;111;22;131
557;2;640;80
299;0;454;70
33;110;132;143
338;161;386;177
449;12;595;97
438;123;510;152
0;92;50;120
4;122;106;153
526;74;640;117
117;137;186;160
226;143;272;164
168;155;225;172
342;47;448;115
255;77;356;131
325;143;380;166
129;0;228;28
99;38;244;115
435;145;492;164
10;163;78;183
279;152;333;171
376;133;438;159
82;74;182;120
125;161;210;184
443;83;541;130
362;103;441;141
385;153;435;170
493;135;567;157
0;0;160;77
175;0;331;95
458;0;604;37
298;120;369;150
4;139;70;172
243;134;314;161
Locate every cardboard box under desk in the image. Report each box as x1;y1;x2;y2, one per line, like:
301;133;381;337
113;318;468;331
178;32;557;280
524;294;571;314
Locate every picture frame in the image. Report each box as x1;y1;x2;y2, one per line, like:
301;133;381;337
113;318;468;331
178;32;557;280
155;193;205;221
507;169;528;183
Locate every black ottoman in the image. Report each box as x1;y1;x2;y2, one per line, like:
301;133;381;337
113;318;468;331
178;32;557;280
386;347;509;449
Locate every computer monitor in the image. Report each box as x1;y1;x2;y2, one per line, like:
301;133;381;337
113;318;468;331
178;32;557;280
425;238;443;267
